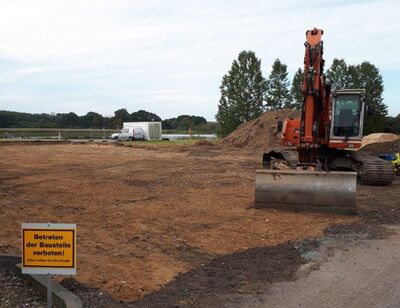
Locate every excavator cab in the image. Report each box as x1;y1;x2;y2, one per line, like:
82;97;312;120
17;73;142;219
330;89;365;149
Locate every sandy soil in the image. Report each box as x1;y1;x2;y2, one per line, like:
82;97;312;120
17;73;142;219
0;143;357;302
220;109;301;150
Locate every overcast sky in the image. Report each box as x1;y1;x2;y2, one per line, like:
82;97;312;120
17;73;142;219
0;0;399;121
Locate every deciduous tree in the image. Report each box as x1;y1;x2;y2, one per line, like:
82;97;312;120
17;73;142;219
130;110;161;122
350;61;387;133
290;68;304;110
326;58;352;89
265;59;292;110
216;50;267;137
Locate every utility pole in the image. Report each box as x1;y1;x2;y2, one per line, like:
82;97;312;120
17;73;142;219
187;117;192;139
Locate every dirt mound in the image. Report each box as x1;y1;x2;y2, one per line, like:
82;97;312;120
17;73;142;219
358;141;400;156
194;140;215;147
221;109;301;151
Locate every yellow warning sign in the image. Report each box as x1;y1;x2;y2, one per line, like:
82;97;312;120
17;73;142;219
22;223;76;275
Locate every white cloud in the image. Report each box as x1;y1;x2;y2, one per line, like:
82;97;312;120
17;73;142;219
0;0;399;119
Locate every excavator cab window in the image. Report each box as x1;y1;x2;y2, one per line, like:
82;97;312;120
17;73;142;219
333;94;361;137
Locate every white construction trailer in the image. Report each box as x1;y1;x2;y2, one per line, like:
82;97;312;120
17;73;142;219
123;122;162;141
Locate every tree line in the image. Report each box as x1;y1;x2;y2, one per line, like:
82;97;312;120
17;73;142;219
0;108;214;132
216;50;398;136
0;109;160;129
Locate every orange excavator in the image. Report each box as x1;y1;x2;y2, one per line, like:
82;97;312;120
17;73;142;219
254;28;394;214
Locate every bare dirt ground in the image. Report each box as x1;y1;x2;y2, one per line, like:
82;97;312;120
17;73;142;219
241;227;400;308
0;143;398;306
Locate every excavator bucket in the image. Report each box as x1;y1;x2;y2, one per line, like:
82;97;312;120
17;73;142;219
254;169;357;215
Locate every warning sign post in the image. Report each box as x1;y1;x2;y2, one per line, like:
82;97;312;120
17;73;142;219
22;223;76;275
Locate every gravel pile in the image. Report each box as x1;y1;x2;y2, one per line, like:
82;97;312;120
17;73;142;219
61;277;125;308
0;270;46;307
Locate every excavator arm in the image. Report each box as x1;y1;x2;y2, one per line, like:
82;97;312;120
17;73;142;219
299;28;327;166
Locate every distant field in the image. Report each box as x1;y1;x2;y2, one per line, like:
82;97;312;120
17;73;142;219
0;128;217;139
0;128;119;139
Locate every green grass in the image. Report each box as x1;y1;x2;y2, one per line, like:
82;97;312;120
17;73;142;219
162;129;217;134
121;138;220;147
0;136;221;147
0;128;217;139
0;139;68;143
